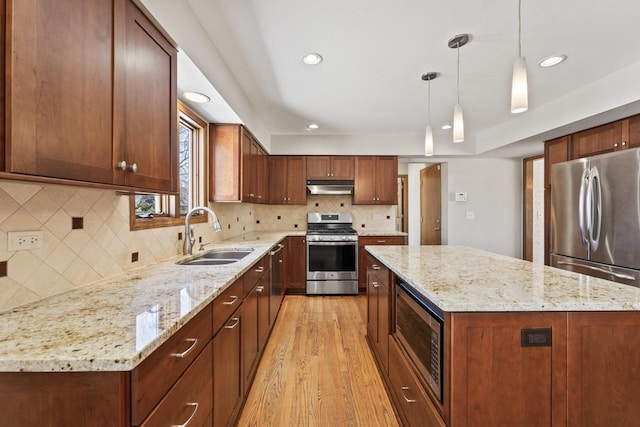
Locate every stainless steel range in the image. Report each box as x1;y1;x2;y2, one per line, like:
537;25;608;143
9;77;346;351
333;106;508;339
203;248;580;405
306;213;358;295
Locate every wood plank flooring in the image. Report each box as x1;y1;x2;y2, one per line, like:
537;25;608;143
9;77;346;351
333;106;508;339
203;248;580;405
238;295;399;427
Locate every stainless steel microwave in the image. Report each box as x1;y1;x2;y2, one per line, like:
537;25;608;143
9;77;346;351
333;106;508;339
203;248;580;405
395;281;444;402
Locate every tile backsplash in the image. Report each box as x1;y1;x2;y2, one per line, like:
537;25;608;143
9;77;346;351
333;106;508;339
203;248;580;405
0;182;393;313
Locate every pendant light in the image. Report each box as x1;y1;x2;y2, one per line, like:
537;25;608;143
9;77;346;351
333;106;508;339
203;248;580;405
422;72;438;157
511;0;528;113
448;34;469;143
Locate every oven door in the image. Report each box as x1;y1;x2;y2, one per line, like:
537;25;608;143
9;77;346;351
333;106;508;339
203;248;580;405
306;240;358;281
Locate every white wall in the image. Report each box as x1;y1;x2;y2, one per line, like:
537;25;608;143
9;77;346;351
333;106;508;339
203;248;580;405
405;158;522;258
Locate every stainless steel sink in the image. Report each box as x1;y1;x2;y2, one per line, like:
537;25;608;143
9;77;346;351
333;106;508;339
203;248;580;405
177;248;254;266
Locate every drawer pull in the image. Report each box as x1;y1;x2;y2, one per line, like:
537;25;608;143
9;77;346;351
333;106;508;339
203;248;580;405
256;286;264;293
372;265;381;270
171;402;198;427
400;386;417;403
171;338;198;359
224;317;240;329
372;282;380;288
376;240;387;243
222;295;239;306
255;266;265;273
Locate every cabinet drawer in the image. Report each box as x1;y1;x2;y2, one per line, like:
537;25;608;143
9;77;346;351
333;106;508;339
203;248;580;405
213;277;244;334
243;255;269;297
388;338;445;427
131;305;213;426
360;235;406;246
140;342;213;427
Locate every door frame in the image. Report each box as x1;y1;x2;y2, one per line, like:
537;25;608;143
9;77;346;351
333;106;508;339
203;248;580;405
523;155;543;261
398;174;408;232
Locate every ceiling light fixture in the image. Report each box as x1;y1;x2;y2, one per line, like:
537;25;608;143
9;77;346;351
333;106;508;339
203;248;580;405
510;0;528;114
422;72;438;157
449;34;469;143
302;53;323;65
539;54;567;67
306;123;319;131
183;91;211;103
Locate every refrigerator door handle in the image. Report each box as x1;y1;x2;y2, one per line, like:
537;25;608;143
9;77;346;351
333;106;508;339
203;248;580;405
555;260;636;281
588;168;602;251
578;167;590;252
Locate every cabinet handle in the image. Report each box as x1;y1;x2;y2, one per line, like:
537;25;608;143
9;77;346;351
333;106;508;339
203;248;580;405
170;338;198;358
256;286;264;293
224;317;240;329
249;193;255;197
331;173;334;177
116;160;127;171
614;143;619;148
127;163;138;173
372;265;381;270
171;402;199;427
372;282;380;288
256;266;265;273
400;387;417;403
327;173;330;177
222;295;238;305
376;240;387;243
622;141;627;146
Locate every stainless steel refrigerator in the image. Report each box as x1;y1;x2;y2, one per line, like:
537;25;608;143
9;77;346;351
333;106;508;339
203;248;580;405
551;147;640;287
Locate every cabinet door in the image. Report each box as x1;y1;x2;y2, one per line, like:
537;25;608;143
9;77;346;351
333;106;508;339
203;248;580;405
306;156;331;179
121;0;177;192
572;121;623;158
257;272;271;352
377;280;390;373
366;267;379;349
544;136;570;265
7;0;117;184
268;156;288;204
242;285;259;392
213;311;242;427
375;156;398;204
241;129;254;202
286;156;307;204
628;114;640;149
258;146;269;203
354;157;377;204
330;156;354;180
567;312;640;427
210;125;242;202
450;312;567;426
283;236;306;292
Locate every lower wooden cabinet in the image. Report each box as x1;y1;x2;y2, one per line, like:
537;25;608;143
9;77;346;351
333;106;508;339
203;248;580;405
213;308;243;427
283;236;306;292
141;342;213;427
358;235;406;291
366;253;390;373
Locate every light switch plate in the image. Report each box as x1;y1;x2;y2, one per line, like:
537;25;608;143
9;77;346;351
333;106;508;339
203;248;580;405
8;231;44;251
466;211;475;220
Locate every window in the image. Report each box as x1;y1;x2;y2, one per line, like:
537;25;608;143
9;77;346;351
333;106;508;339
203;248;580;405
130;101;207;230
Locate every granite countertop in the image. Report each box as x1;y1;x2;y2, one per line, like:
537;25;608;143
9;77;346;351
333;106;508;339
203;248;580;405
366;245;640;312
357;230;407;237
0;231;300;373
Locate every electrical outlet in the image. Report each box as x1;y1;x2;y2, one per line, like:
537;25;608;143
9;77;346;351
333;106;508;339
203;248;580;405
8;231;44;251
373;214;382;220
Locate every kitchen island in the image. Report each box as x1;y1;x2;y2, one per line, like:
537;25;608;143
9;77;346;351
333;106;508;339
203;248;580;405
365;245;640;427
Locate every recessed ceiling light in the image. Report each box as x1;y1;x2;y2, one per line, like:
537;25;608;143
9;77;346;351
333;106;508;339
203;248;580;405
306;123;319;131
302;53;323;65
442;124;452;130
183;91;211;103
539;55;567;68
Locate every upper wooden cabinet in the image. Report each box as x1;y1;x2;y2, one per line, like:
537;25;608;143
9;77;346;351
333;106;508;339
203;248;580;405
269;156;307;204
210;124;268;203
572;121;625;158
4;0;177;193
306;156;354;180
353;156;398;205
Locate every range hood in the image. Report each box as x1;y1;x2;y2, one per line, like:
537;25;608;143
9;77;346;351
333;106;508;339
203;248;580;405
306;180;354;195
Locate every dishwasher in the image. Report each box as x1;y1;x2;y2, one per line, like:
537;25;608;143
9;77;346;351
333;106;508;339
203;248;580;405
270;243;284;324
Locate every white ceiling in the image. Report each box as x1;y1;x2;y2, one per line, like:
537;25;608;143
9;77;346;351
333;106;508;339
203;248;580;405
155;0;640;158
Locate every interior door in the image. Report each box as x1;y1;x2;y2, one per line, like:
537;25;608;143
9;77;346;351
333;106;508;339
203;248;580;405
420;164;441;245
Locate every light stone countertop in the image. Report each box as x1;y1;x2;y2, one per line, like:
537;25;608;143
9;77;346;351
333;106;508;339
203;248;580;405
357;230;407;237
366;245;640;312
0;231;302;372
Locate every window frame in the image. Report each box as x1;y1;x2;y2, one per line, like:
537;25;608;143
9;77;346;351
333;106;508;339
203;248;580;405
129;101;209;231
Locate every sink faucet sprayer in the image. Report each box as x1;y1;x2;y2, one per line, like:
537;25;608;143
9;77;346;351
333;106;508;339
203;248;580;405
183;206;222;255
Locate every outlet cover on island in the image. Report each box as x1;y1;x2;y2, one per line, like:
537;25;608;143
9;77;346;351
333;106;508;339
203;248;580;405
8;231;44;251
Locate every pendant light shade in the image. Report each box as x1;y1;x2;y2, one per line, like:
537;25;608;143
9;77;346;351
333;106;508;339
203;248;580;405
422;72;438;157
453;103;464;143
448;34;469;144
511;56;528;113
511;0;528;113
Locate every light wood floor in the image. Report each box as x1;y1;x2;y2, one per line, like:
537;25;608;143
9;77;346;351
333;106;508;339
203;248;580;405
238;295;400;427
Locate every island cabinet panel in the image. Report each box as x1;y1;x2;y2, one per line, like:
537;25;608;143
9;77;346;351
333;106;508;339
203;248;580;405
449;312;568;427
0;371;129;426
567;312;640;427
366;253;391;373
5;0;178;193
359;235;406;290
283;236;307;292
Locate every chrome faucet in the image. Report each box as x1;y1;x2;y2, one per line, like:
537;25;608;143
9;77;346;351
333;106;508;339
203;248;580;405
183;206;222;255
